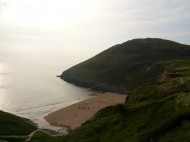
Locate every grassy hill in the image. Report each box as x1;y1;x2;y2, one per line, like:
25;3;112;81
61;38;190;92
0;110;37;141
0;110;37;136
29;76;190;142
29;38;190;142
56;55;190;142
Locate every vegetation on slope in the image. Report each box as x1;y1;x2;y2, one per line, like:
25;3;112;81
0;111;37;136
29;38;190;142
55;75;190;142
29;75;190;142
61;38;190;92
0;110;37;141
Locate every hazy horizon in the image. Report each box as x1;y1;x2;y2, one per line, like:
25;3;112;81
0;0;190;58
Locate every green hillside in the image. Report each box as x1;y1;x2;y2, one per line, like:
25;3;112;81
0;110;37;141
61;38;190;92
0;110;37;136
55;58;190;142
30;74;190;142
29;38;190;142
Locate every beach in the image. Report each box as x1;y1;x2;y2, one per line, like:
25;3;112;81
44;92;127;130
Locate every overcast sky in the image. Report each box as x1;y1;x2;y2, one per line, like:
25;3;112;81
0;0;190;56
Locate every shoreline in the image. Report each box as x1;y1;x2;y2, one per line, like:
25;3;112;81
44;92;127;130
60;74;128;94
15;99;86;134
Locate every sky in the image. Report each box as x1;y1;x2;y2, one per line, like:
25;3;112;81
0;0;190;57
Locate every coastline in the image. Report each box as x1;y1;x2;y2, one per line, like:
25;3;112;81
60;74;128;94
44;92;127;130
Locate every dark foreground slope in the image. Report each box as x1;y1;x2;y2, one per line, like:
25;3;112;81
0;110;37;142
61;38;190;92
0;110;37;136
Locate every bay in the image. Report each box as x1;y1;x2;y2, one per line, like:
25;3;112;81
0;55;95;131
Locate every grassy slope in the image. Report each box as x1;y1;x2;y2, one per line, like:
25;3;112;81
30;74;190;142
61;38;190;92
57;61;190;142
30;38;190;142
0;110;37;141
0;110;37;136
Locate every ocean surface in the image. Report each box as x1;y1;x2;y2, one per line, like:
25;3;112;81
0;54;95;131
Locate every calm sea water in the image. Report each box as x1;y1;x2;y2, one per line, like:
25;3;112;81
0;55;95;131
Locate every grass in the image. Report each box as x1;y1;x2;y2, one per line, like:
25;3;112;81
61;38;190;92
29;75;190;142
27;38;190;141
158;121;190;142
1;38;190;141
29;131;60;142
0;110;37;142
54;76;190;142
0;111;37;136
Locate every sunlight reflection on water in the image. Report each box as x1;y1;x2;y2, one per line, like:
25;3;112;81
0;57;95;132
0;63;11;111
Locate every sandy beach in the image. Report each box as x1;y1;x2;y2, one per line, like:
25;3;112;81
44;92;126;130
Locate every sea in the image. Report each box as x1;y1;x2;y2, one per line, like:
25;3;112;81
0;54;96;132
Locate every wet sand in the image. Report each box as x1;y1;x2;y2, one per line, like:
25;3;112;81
44;92;126;130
